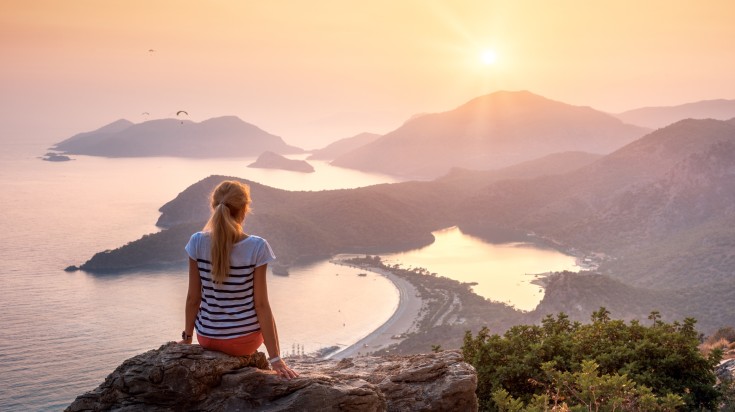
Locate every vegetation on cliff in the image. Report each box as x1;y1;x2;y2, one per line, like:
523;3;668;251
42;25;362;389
462;309;722;411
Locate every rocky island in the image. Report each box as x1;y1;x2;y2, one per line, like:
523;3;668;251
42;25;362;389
248;151;315;173
41;152;73;162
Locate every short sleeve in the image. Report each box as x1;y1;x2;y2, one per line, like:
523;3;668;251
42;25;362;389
185;232;200;260
255;237;276;267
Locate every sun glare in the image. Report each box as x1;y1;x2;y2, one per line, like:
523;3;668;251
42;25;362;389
480;49;498;66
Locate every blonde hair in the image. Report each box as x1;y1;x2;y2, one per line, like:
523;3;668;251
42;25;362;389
203;180;251;283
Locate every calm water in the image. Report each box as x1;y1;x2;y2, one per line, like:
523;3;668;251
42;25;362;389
0;143;399;411
382;227;579;311
0;139;577;410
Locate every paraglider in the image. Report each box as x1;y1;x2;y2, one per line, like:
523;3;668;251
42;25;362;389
176;110;188;124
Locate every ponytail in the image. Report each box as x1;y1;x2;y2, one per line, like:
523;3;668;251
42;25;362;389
203;181;251;284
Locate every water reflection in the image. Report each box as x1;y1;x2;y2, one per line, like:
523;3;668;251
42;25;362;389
381;227;579;311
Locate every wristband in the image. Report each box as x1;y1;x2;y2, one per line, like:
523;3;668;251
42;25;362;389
268;356;281;364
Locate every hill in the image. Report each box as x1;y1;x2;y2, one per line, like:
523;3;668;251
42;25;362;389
331;91;648;178
455;118;735;290
52;116;302;158
248;151;314;173
307;132;381;161
616;99;735;129
438;151;602;186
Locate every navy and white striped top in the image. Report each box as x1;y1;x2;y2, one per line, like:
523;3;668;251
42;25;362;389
185;232;276;339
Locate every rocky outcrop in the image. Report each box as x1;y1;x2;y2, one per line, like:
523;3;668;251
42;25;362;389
66;343;477;411
716;359;735;382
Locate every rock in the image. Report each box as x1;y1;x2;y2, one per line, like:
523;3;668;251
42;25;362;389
248;151;315;173
65;343;477;412
716;358;735;381
42;153;73;162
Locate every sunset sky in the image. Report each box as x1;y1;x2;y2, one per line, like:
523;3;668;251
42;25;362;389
2;0;734;148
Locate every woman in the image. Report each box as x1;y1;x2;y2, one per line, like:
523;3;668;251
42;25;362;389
178;180;298;379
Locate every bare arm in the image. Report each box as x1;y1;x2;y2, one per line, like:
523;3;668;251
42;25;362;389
254;264;298;379
180;258;202;344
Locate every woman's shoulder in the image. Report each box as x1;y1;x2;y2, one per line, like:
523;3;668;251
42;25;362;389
188;231;211;244
240;234;268;246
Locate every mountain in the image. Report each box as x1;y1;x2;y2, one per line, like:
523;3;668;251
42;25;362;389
331;91;649;179
616;99;735;129
455;118;735;289
307;132;381;161
248;151;314;173
52;116;303;157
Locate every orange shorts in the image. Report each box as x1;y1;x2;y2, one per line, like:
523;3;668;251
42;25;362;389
197;331;264;356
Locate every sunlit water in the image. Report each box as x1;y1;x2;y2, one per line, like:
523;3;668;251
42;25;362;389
382;226;579;311
0;140;576;410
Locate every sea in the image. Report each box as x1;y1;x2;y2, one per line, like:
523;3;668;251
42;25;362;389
0;138;577;410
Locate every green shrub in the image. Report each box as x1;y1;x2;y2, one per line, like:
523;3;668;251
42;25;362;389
462;309;721;411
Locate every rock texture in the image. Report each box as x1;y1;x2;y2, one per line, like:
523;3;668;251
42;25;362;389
66;343;477;411
717;358;735;382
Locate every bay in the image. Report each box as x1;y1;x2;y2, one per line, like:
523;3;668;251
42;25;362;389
0;143;399;411
0;139;578;410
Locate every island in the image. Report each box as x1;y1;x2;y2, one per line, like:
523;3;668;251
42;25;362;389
41;152;73;162
247;151;315;173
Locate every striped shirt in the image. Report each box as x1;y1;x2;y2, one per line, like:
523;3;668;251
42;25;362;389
185;232;276;339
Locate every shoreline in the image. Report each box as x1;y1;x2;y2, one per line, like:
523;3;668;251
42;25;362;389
328;259;424;359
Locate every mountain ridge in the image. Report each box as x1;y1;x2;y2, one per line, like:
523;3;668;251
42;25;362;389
307;132;381;161
52;116;303;158
616;99;735;129
331;90;649;178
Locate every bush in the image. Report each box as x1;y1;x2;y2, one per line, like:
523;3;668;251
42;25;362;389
492;360;685;411
462;309;722;411
709;326;735;344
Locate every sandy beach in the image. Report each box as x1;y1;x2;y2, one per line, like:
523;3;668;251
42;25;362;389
329;264;424;359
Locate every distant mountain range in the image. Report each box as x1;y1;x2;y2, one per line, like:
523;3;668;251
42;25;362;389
307;132;381;161
75;117;735;333
330;91;649;179
52;116;303;157
50;92;734;176
615;99;735;129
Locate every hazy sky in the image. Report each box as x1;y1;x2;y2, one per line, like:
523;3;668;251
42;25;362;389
3;0;734;148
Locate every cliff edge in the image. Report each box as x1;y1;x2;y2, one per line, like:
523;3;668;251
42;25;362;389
66;342;478;411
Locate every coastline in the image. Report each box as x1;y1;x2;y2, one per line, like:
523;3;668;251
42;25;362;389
328;259;424;359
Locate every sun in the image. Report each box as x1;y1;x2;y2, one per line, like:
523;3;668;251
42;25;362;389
480;49;498;66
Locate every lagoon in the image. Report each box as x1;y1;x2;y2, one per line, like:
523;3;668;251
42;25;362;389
381;226;579;311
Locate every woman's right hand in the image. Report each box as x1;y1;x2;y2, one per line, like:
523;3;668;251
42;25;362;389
271;359;299;380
